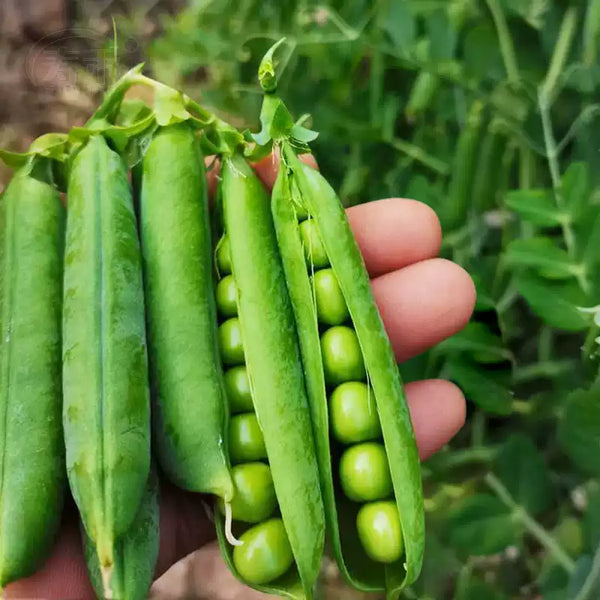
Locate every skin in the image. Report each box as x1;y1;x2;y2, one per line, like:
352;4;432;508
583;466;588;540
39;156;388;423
5;153;474;600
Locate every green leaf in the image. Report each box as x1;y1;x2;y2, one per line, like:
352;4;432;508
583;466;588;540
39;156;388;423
568;555;600;597
153;86;191;126
496;434;552;516
436;322;512;364
505;189;567;226
559;386;600;476
448;360;514;415
503;0;551;29
562;162;591;219
584;487;600;552
516;272;590;331
506;237;577;279
448;494;519;555
382;2;416;51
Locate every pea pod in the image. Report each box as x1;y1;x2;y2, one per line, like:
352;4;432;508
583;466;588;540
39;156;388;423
214;153;324;599
0;166;65;586
63;135;151;581
139;123;233;502
84;469;159;600
272;145;424;598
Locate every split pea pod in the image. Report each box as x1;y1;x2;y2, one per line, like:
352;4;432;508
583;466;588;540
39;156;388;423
272;145;424;598
84;469;159;600
0;165;65;587
214;153;324;599
139;122;233;502
63;134;151;583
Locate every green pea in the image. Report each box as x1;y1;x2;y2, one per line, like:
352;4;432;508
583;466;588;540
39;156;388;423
299;218;329;268
313;268;349;326
218;463;276;523
320;326;366;385
330;382;381;444
233;519;294;585
216;236;232;275
218;318;244;366
224;366;253;413
339;442;392;502
356;501;403;563
216;275;238;318
228;413;267;464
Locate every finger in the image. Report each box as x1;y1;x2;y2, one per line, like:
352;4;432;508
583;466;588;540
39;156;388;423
4;513;95;600
373;258;476;362
406;379;466;460
150;541;270;600
347;198;442;277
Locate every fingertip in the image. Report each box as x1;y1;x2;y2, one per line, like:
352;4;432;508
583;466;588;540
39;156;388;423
406;379;466;460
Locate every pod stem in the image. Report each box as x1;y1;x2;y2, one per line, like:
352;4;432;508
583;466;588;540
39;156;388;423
100;565;114;599
223;503;243;547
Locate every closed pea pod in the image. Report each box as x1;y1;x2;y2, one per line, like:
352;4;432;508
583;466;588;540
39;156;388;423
272;145;424;597
63;134;151;584
214;153;324;599
84;469;159;600
139;123;233;503
0;164;65;587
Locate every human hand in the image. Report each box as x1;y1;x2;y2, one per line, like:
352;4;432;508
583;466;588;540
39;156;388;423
5;154;474;600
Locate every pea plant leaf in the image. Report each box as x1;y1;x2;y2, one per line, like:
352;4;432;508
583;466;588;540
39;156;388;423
561;162;591;220
558;386;600;477
448;359;514;415
504;189;567;227
584;487;600;552
568;555;600;598
505;237;579;279
436;322;512;364
496;434;552;517
516;273;591;331
382;1;416;52
448;494;520;555
456;574;509;600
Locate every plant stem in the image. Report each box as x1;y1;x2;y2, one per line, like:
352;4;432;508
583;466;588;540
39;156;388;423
485;0;520;83
583;0;600;66
485;473;576;574
541;7;579;102
573;541;600;600
386;137;450;176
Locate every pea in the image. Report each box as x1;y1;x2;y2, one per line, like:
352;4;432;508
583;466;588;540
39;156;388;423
356;501;403;563
299;218;329;268
224;366;253;413
217;463;277;523
339;442;392;502
216;236;232;275
320;326;366;385
313;268;349;326
218;318;244;366
330;382;381;444
232;518;294;585
228;413;267;463
216;275;238;318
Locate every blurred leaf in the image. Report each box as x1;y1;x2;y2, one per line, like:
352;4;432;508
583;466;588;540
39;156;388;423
426;9;457;59
568;555;600;597
463;23;504;80
382;2;416;52
559;386;600;476
516;273;590;331
585;487;600;552
503;0;551;29
562;162;591;220
456;573;509;600
506;237;577;279
448;359;514;415
496;434;552;516
448;494;520;555
505;189;567;226
437;322;512;364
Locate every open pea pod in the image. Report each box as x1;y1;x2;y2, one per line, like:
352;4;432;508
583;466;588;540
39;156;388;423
84;468;159;600
271;144;424;598
214;153;324;599
0;162;65;587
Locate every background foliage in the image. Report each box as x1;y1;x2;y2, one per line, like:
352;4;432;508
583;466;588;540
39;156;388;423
3;0;600;598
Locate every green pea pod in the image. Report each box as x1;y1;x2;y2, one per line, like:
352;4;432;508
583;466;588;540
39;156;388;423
214;153;324;599
63;135;151;580
0;167;65;587
139;123;233;501
272;145;424;598
84;468;159;600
